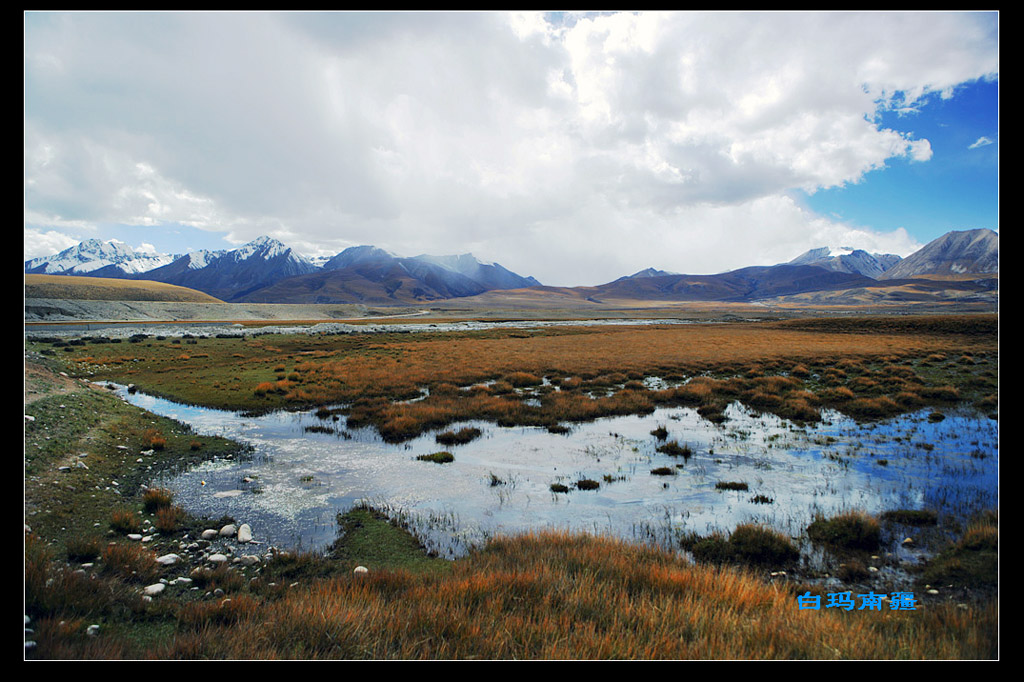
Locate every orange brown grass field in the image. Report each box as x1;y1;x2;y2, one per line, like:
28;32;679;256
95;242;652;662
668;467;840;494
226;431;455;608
52;315;997;443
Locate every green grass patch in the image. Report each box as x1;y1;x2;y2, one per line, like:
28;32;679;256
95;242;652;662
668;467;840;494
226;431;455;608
417;451;455;464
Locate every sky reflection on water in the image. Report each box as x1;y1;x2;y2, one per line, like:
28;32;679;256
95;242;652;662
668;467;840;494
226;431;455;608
121;389;998;558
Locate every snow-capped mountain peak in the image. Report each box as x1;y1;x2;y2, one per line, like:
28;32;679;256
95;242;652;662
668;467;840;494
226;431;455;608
24;238;176;275
787;246;902;279
230;236;291;261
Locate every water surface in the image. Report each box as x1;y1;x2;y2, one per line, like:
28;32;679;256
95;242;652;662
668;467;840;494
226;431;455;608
121;388;998;558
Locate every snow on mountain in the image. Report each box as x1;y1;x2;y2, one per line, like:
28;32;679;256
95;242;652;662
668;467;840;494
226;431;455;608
24;239;177;275
182;249;226;270
787;247;901;279
878;229;998;279
322;245;400;271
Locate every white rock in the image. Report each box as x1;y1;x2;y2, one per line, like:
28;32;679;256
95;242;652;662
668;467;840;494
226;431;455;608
143;583;165;596
156;553;182;566
86;624;100;637
208;553;228;564
237;524;252;543
219;524;237;537
201;529;219;540
127;534;143;541
240;555;260;567
353;565;369;575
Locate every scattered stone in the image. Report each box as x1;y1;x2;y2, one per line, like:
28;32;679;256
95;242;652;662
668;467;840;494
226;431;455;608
86;624;100;637
237;524;252;543
902;537;915;546
143;583;165;596
354;565;369;575
219;524;237;537
156;553;182;566
127;534;143;541
239;555;260;567
201;529;219;540
208;553;228;564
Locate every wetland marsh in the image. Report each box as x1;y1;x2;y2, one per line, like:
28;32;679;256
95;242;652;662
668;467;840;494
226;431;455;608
36;314;997;563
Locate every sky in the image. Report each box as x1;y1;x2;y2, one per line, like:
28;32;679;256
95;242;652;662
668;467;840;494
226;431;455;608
24;11;999;286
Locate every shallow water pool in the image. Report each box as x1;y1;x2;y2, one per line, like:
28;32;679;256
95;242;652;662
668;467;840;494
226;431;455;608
121;388;998;558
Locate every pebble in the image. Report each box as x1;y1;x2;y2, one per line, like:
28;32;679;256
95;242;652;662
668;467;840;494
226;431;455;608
201;529;219;540
219;524;237;537
143;583;165;596
208;553;228;564
156;553;182;566
237;524;252;543
354;565;369;575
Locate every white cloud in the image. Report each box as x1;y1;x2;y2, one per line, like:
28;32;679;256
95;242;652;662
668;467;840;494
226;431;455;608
23;227;82;261
24;11;997;284
969;136;994;149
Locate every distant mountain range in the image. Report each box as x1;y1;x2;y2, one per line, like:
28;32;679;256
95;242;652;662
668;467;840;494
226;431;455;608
25;236;541;304
25;228;996;305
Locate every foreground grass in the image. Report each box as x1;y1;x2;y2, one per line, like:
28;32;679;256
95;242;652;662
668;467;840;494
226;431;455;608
27;524;998;660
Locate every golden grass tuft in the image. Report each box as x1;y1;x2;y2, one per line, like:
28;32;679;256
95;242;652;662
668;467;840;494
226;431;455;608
138;531;995;659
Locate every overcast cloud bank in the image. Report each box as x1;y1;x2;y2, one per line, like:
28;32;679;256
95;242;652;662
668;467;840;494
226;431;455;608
25;11;998;285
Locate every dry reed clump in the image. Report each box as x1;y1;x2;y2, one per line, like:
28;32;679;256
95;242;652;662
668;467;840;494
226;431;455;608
64;535;103;562
142;487;174;513
819;386;856;402
100;542;160;583
959;521;998;552
142;428;166;450
503;372;543;388
154;505;188;533
917;385;961;402
893;391;924;408
843;396;902;420
109;509;142;535
435;426;483;446
806;511;881;551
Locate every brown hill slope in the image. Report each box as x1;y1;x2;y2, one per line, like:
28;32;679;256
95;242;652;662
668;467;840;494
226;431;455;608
25;274;224;303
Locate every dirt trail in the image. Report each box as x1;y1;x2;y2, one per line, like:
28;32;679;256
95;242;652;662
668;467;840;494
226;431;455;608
24;359;91;406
